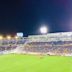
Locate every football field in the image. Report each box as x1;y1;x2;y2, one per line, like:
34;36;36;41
0;54;72;72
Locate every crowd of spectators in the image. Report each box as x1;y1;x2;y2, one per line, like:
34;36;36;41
23;41;72;55
0;38;72;55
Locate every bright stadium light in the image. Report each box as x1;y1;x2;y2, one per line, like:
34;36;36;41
0;35;3;40
7;35;11;40
40;26;48;34
15;36;18;39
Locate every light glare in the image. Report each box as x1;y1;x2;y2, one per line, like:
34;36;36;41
7;35;11;39
40;26;48;34
15;36;18;39
0;36;3;40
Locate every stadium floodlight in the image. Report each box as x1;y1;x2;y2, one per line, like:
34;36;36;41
40;26;48;34
0;35;3;40
7;35;11;40
15;36;18;39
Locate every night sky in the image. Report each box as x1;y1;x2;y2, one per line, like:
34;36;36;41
0;0;72;36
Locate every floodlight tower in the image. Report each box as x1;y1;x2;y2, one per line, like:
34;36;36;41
40;26;48;34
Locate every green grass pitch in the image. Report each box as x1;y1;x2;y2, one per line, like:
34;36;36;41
0;54;72;72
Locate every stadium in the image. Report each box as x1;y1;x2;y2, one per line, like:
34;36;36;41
0;32;72;72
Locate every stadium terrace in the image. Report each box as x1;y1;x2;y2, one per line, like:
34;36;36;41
0;32;72;56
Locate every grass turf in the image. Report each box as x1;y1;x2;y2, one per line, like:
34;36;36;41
0;54;72;72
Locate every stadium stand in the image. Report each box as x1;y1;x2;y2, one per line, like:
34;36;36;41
0;32;72;56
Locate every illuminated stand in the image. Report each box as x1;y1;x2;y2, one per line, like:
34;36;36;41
0;31;72;56
24;32;72;56
0;32;25;54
